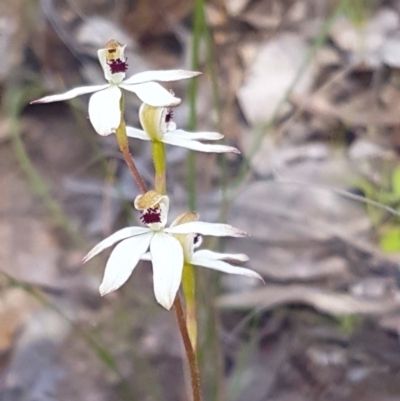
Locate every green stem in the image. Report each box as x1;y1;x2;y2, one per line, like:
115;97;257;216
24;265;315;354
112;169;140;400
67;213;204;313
152;141;166;195
150;119;202;401
182;262;197;349
187;0;204;210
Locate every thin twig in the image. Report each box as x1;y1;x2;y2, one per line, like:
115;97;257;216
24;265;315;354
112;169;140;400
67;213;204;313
173;296;202;401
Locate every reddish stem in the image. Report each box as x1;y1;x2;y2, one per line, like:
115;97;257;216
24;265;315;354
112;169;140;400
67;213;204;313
173;296;202;401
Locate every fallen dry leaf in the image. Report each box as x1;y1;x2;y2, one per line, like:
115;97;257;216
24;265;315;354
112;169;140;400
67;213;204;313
217;284;400;315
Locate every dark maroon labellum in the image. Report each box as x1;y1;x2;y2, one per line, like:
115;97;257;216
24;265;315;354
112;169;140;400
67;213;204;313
140;207;161;225
165;108;173;123
108;58;128;74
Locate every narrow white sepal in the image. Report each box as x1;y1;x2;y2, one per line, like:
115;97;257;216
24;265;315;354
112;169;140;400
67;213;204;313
99;232;154;295
151;232;184;310
120;82;181;107
126;126;151;141
123;70;202;85
191;257;264;282
192;249;249;262
166;129;223;141
162;137;240;154
165;221;248;237
30;84;109;104
82;226;150;263
88;86;122;136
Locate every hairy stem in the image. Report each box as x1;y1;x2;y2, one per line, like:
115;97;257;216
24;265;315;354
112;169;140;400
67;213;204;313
173;296;202;401
115;119;148;194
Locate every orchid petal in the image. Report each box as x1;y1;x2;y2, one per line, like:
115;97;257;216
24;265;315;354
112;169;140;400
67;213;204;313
140;252;152;261
30;84;109;104
165;222;248;237
120;82;181;107
162;136;240;154
191;257;263;281
88;86;122;136
192;249;249;262
151;232;184;310
126;126;150;141
123;70;201;85
166;129;223;141
99;232;154;295
83;226;150;263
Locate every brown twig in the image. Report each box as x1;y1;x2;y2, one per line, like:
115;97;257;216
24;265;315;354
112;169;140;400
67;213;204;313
173;296;202;401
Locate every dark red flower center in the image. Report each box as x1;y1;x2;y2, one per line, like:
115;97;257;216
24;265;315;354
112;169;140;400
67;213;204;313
140;207;161;225
165;108;173;123
108;58;128;74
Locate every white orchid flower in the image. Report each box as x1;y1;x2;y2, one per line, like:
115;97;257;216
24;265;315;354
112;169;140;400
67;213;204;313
126;104;240;154
141;212;263;282
31;40;201;136
82;191;248;309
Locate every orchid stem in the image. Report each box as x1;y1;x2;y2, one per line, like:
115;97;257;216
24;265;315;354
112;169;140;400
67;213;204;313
115;118;148;194
182;262;197;349
151;132;201;401
152;141;167;195
173;296;202;401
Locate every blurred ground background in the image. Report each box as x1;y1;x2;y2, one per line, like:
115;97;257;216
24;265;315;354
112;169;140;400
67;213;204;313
2;0;400;400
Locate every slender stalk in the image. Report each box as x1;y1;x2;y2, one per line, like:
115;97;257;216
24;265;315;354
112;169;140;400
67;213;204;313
173;296;202;401
152;141;167;195
187;0;204;210
150;120;202;401
182;262;197;349
115;118;148;194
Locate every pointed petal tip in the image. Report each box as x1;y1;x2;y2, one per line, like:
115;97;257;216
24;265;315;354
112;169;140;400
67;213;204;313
247;271;265;283
99;284;115;296
234;228;249;237
158;298;173;310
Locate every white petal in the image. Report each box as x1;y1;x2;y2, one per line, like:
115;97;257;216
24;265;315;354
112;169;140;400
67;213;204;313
166;129;223;141
191;257;263;281
30;84;109;104
192;249;249;262
99;232;154;295
82;226;150;263
151;232;184;310
165;222;248;237
123;70;201;85
88;86;122;136
126;126;150;141
162;136;240;154
140;252;152;261
120;82;181;107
